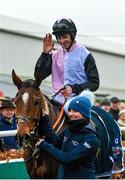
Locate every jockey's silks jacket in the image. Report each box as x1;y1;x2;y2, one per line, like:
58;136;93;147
34;42;99;103
38;115;99;179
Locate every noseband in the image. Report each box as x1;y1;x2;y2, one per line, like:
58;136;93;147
16;115;40;123
15;98;42;128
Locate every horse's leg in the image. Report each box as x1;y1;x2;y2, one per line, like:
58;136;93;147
44;157;58;179
23;149;38;178
37;162;47;178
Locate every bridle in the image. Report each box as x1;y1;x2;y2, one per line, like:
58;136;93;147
15;96;42;155
15;97;42;128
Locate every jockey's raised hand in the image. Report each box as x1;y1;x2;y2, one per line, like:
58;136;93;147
43;33;54;53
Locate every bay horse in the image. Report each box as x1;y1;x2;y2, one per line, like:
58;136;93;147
12;69;64;178
12;69;124;179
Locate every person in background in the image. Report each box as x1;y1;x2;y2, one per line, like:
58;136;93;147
0;90;4;98
100;98;110;112
119;102;125;111
0;97;7;114
118;109;125;141
109;97;120;121
0;98;18;150
36;96;99;179
34;18;100;104
94;102;101;107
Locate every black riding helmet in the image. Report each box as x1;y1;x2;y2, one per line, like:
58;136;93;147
52;18;77;41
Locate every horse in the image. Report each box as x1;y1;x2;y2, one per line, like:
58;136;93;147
12;69;64;178
12;69;124;179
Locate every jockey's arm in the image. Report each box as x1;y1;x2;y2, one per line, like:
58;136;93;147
34;53;52;80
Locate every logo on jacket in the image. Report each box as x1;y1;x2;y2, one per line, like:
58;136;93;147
83;142;91;149
72;140;79;146
63;136;68;143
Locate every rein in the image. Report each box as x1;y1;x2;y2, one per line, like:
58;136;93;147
51;86;68;132
52;105;65;132
51;85;68;99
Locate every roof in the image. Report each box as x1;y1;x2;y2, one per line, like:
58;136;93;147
0;15;125;56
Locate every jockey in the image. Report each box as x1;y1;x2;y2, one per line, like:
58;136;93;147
36;96;99;179
34;18;100;104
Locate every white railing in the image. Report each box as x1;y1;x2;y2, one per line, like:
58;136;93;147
0;127;125;134
119;127;125;131
0;128;125;150
0;127;125;137
0;130;17;137
0;127;125;135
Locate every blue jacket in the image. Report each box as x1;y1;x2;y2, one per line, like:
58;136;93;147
0;114;17;149
38;116;99;179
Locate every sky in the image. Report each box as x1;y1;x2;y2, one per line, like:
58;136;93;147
0;0;125;45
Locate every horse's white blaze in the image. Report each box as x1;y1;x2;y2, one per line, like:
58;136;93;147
22;92;29;104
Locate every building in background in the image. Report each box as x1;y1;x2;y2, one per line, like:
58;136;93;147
0;15;125;99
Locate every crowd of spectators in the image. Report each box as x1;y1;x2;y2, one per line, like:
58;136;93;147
97;96;125;142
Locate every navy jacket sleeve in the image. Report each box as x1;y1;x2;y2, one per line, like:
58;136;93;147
38;115;64;146
72;53;100;93
38;135;99;166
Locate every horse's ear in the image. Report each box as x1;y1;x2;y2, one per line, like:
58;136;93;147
12;69;23;89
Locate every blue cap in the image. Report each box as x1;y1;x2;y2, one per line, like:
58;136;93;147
68;96;92;119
